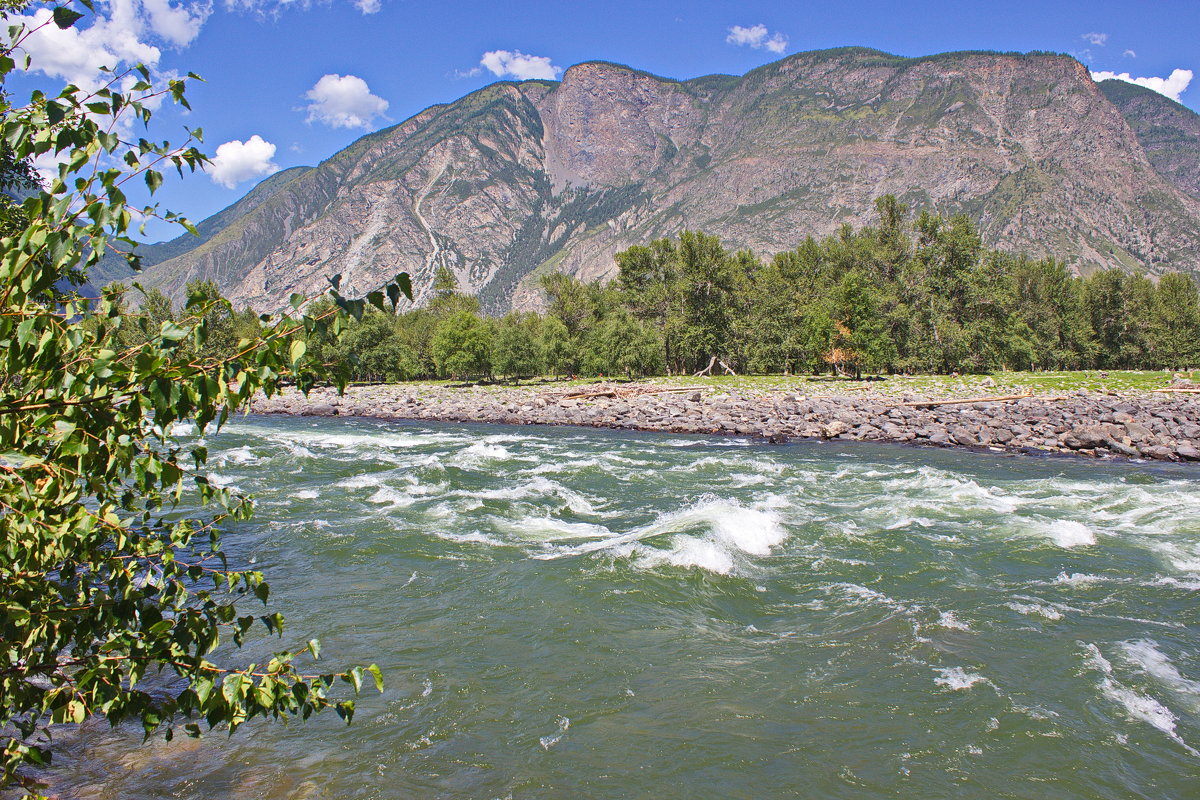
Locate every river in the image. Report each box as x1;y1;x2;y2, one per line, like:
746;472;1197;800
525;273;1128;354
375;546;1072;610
47;416;1200;798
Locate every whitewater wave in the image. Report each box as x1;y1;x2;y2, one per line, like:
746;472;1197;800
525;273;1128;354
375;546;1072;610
934;666;990;691
1007;601;1065;621
534;494;788;575
1120;639;1200;710
1084;643;1199;756
1037;519;1097;548
471;476;602;516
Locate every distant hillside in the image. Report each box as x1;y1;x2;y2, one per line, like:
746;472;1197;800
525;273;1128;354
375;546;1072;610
126;48;1200;312
1100;79;1200;200
89;166;313;288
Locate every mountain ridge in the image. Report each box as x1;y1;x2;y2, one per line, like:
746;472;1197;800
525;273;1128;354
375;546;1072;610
125;47;1200;312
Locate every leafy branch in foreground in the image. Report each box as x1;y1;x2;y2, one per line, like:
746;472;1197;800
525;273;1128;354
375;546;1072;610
0;3;407;794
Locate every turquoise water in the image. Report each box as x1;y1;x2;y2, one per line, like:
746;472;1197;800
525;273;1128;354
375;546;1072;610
49;416;1200;799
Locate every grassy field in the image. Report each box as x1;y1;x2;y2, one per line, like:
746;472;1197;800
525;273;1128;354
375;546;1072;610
638;370;1191;396
388;370;1195;397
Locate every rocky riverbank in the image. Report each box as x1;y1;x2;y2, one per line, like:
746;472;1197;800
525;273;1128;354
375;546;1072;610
248;381;1200;462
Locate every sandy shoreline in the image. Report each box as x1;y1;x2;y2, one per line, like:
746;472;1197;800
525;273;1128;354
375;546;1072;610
248;381;1200;463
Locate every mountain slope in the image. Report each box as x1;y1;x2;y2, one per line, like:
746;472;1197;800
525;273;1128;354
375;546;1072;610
129;48;1200;312
1100;78;1200;200
88;165;313;288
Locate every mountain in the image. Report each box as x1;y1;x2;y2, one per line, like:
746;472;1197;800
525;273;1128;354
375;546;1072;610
88;165;312;288
1099;79;1200;200
127;48;1200;312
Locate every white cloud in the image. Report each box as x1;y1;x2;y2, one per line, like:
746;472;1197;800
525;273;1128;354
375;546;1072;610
1081;32;1108;46
764;34;788;55
303;73;389;129
726;23;788;54
1091;68;1193;102
727;24;767;47
353;0;380;13
1123;49;1136;58
11;0;210;89
142;0;209;46
479;50;562;81
208;135;278;188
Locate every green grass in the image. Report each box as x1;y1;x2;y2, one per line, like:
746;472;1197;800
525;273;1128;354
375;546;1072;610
355;370;1191;398
632;370;1186;396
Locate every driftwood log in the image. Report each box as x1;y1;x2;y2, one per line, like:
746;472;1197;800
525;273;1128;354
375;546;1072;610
560;385;710;401
896;391;1040;408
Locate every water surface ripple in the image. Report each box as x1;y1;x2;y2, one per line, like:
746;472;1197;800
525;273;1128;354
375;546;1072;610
51;416;1200;799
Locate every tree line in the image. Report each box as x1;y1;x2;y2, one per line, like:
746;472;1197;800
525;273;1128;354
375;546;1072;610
108;196;1200;382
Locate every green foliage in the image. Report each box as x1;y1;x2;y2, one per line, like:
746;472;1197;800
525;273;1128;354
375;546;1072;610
599;197;1200;376
539;315;572;378
1155;273;1200;367
591;309;664;378
336;310;421;382
0;6;407;793
432;311;492;379
491;312;543;381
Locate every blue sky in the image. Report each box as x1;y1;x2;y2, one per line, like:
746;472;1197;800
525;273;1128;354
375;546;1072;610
10;0;1200;241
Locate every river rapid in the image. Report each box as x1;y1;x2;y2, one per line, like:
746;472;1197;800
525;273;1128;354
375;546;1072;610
48;416;1200;799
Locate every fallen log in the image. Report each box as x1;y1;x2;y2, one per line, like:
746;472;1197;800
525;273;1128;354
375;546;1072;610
560;385;710;401
1153;387;1200;394
897;391;1035;408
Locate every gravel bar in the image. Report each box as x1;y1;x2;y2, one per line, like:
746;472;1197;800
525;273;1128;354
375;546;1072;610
249;383;1200;463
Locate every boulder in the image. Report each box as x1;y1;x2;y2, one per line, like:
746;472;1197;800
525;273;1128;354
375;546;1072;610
1104;438;1139;458
1063;426;1107;450
949;425;978;445
302;403;337;417
1177;443;1200;461
1124;421;1155;442
821;420;851;438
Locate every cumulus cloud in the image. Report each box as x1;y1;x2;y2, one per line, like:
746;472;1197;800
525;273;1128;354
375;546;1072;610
303;73;389;129
479;50;562;81
12;0;210;89
1081;32;1108;46
1090;68;1193;102
208;135;278;188
726;23;788;54
353;0;380;13
142;0;209;46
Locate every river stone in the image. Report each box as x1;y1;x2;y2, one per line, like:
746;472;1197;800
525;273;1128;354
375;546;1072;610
1178;444;1200;461
302;403;337;417
1064;426;1107;450
991;427;1015;444
822;420;851;438
1124;421;1154;442
1105;438;1139;457
950;425;978;445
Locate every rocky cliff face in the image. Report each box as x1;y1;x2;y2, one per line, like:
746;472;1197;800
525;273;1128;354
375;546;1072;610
1100;79;1200;200
129;48;1200;312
